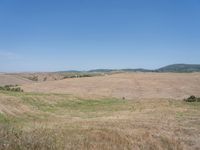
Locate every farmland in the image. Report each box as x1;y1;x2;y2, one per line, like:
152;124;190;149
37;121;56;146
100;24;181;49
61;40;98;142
0;72;200;149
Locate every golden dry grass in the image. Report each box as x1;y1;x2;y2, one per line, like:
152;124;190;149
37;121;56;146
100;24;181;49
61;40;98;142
0;72;65;86
1;72;200;149
0;74;33;86
0;91;200;150
0;72;104;86
22;72;200;99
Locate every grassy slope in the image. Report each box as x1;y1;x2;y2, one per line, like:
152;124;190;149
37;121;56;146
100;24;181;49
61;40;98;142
0;91;200;150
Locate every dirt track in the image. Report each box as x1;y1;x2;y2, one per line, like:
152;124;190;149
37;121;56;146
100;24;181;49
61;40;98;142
22;72;200;99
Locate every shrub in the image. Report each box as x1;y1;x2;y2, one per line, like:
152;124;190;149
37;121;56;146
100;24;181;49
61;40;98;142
43;77;47;81
184;95;200;102
0;85;23;92
28;76;38;81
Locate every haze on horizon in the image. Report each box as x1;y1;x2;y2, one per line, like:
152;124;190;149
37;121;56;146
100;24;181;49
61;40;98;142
0;0;200;72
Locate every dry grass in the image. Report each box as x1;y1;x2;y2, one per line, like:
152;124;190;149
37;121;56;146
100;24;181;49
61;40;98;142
21;72;200;99
0;74;33;86
0;72;105;86
0;91;200;149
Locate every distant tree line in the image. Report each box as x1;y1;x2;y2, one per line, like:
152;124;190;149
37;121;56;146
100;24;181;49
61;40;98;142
63;74;98;79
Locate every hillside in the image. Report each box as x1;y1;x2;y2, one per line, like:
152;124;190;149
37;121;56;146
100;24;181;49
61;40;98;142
0;74;34;86
0;73;66;86
1;72;200;149
1;64;200;86
89;68;152;73
83;64;200;73
21;72;200;99
157;64;200;72
1;91;200;149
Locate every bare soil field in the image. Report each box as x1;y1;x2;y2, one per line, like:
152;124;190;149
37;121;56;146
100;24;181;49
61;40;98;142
22;72;200;99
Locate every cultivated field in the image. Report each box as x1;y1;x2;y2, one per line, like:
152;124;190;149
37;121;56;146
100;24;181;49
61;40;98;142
22;72;200;99
0;74;34;86
0;72;200;150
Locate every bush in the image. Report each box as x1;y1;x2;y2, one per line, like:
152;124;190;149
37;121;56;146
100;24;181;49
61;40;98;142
28;76;38;81
184;95;200;102
0;85;23;92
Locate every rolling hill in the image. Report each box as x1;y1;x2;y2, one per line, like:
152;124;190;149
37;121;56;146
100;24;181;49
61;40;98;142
156;64;200;72
88;64;200;73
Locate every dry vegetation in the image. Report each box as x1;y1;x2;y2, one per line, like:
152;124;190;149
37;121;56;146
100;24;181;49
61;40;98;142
0;91;200;150
22;72;200;99
0;72;105;86
0;72;200;149
0;74;33;86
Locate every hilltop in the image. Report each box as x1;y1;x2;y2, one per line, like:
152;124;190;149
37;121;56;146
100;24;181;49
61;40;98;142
88;64;200;73
156;64;200;72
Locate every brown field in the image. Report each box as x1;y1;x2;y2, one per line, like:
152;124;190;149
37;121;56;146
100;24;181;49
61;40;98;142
22;72;200;99
0;73;34;86
0;72;66;86
0;72;200;150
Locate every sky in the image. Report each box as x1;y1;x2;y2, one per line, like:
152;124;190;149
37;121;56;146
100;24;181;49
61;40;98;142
0;0;200;72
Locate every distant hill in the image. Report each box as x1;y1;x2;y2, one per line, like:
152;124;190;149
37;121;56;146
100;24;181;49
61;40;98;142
88;69;116;73
156;64;200;72
88;68;153;73
90;64;200;73
121;68;153;72
61;64;200;73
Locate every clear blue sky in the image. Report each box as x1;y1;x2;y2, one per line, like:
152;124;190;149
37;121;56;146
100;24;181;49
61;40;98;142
0;0;200;72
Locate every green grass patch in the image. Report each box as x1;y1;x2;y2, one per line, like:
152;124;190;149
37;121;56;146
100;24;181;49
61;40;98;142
55;98;127;112
186;101;200;110
21;96;56;112
0;91;127;114
0;113;9;123
0;113;25;125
